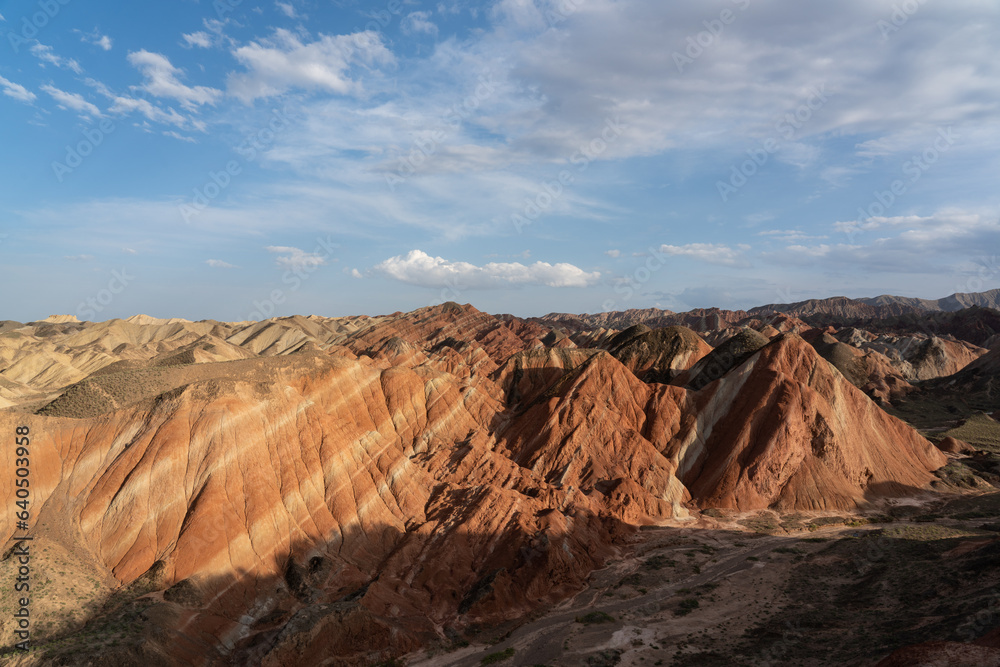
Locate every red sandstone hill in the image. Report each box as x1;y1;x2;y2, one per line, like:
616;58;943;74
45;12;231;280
669;334;946;511
0;304;956;664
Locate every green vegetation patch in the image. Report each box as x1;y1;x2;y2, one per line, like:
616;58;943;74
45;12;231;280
642;554;677;570
738;513;782;534
481;647;515;664
675;598;700;616
575;611;615;624
880;524;984;541
942;413;1000;452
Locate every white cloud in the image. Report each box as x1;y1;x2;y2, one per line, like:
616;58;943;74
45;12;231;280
347;268;363;279
109;95;200;130
78;29;113;50
40;85;101;117
745;212;775;226
374;250;600;288
182;31;214;48
266;245;328;271
227;29;394;102
604;249;621;258
765;210;1000;273
82;77;114;98
182;18;231;49
30;43;82;74
490;0;549;32
276;2;297;18
774;142;822;169
820;165;861;188
0;76;36;104
123;247;137;255
127;50;222;110
402;11;439;36
163;130;197;143
64;254;94;261
658;243;751;268
423;0;1000;169
757;229;827;242
832;214;929;238
206;259;237;268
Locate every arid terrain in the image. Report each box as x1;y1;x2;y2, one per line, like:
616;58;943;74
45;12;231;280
2;291;999;666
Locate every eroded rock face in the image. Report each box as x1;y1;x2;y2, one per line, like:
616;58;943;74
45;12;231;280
605;325;712;383
677;327;770;390
937;436;975;454
1;352;627;664
0;306;950;664
668;334;946;511
834;330;987;381
805;331;914;404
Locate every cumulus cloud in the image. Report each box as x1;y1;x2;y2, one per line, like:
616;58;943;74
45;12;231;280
41;85;101;117
30;43;82;74
276;2;297;18
0;76;36;103
127;50;222;109
227;29;394;102
657;243;751;267
266;245;328;271
374;250;600;288
206;259;237;268
604;249;621;258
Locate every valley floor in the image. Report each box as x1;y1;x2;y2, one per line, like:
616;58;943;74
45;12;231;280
406;490;1000;667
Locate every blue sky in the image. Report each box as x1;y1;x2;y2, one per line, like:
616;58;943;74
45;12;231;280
1;0;998;322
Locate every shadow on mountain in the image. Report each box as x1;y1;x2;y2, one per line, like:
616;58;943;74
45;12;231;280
0;503;634;666
6;510;1000;667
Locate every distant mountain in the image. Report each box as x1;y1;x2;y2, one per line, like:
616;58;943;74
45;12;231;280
752;288;1000;318
541;289;1000;332
539;307;749;332
868;288;1000;312
802;306;1000;348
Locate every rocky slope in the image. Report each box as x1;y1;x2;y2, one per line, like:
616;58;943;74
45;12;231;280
670;334;946;511
0;303;968;665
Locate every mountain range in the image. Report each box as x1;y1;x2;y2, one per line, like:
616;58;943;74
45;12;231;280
0;291;999;665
